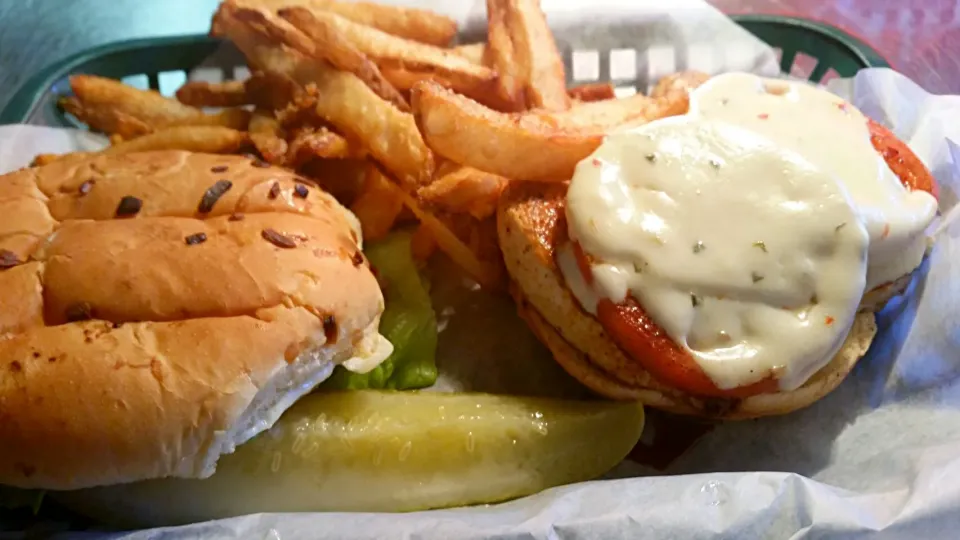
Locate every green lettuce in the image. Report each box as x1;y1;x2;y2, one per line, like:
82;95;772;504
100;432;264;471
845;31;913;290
322;231;438;390
0;486;44;514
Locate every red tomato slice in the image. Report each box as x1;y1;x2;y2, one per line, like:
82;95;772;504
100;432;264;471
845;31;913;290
868;118;939;200
572;245;777;398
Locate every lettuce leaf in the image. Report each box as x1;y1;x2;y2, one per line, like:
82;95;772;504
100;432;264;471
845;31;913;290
322;231;438;390
0;487;44;514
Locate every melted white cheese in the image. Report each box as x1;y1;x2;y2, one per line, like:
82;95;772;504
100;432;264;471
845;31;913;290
563;72;937;391
341;331;394;373
692;73;937;290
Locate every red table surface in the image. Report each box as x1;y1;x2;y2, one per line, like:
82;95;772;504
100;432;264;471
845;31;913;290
715;0;959;94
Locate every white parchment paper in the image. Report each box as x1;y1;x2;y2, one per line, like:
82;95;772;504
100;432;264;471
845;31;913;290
1;1;959;538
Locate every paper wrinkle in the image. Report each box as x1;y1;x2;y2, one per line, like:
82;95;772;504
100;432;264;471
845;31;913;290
3;2;960;539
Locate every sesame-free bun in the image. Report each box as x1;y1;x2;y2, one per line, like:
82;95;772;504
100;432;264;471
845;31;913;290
0;151;389;490
498;182;884;419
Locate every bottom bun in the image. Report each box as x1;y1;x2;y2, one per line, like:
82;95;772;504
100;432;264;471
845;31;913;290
514;285;878;419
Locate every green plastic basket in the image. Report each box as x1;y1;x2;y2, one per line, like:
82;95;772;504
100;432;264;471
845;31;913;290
0;14;890;126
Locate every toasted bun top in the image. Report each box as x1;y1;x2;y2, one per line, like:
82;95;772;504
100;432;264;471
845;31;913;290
0;151;387;489
498;182;884;418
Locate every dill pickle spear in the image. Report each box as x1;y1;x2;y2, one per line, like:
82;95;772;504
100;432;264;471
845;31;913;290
62;391;644;527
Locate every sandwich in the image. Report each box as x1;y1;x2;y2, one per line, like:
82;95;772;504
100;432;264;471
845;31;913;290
0;150;393;491
499;72;940;419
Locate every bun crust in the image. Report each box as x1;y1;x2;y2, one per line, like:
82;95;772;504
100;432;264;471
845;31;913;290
0;151;386;490
498;182;883;419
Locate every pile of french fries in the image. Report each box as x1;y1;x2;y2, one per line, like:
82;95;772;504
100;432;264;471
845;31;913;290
48;0;705;289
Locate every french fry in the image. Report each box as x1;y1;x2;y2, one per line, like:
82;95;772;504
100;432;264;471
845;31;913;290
168;107;252;130
286;127;363;167
245;72;301;111
279;7;496;95
549;92;667;129
298;158;368;204
226;0;458;46
410;223;437;261
298;78;433;188
220;4;434;188
413;81;685;182
213;2;322;83
59;96;152;139
349;165;405;242
69;75;204;129
453;43;485;64
462;215;504;281
109;134;124;145
568;82;616;102
66;74;252;138
297;77;434;188
380;68;454;92
378;67;509;111
241;6;408;111
418;165;509;220
100;126;247;156
412;81;594;182
484;0;523;110
650;70;711;100
175;80;250;107
31;152;90;167
249;109;288;164
386;181;501;289
486;0;570;112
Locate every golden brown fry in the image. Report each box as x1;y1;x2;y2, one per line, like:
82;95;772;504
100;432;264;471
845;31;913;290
286;127;363;167
216;4;434;188
386;181;501;288
168;107;252;130
250;133;288;165
485;0;523;110
227;0;458;46
412;81;685;182
508;0;569;110
459;214;504;283
419;165;509;220
453;43;485;65
378;68;508;111
549;92;663;129
66;74;251;137
280;7;496;95
31;152;91;167
349;165;405;243
410;223;437;261
378;67;510;111
249;108;284;135
300;78;434;188
213;2;320;82
108;134;124;145
59;96;152;139
70;75;204;129
380;67;453;92
568;82;616;102
650;70;711;100
249;109;288;164
486;0;570;111
245;72;301;111
31;154;60;167
100;126;247;156
175;80;250;107
299;158;368;204
242;6;408;111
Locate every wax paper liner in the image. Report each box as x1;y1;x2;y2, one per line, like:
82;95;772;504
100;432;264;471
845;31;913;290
0;1;959;538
